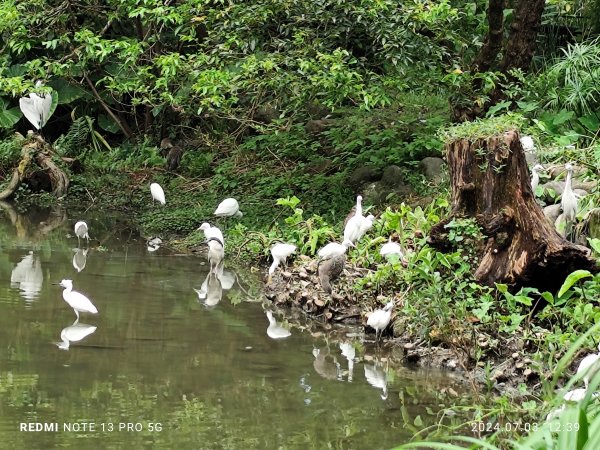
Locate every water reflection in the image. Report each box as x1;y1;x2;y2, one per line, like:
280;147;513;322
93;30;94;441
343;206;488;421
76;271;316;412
72;248;88;272
10;251;43;302
266;311;291;339
364;362;388;400
312;346;341;380
195;273;223;307
339;341;356;382
56;321;97;350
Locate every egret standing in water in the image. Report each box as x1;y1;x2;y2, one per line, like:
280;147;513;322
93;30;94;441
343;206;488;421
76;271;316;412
198;223;225;247
74;221;90;247
214;198;242;218
367;301;394;342
530;164;545;194
19;84;52;132
206;237;225;275
150;182;166;205
59;279;98;322
268;243;297;284
266;311;291;339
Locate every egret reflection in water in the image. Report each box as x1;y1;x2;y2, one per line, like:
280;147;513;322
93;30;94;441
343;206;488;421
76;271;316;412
72;248;88;272
339;341;356;382
266;311;291;339
364;362;388;400
10;251;43;302
57;321;97;350
194;273;223;307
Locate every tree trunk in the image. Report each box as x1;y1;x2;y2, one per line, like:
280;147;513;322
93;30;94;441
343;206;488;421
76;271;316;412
429;130;597;292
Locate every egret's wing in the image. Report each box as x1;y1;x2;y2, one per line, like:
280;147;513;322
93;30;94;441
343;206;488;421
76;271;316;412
19;96;42;130
37;94;52;128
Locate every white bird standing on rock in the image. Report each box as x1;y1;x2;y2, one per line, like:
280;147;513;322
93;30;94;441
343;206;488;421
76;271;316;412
266;311;291;339
150;182;166;205
318;240;355;260
59;279;98;322
530;164;545;194
268;243;296;284
19;84;52;131
74;221;90;247
367;301;394;341
576;342;600;389
214;198;242;218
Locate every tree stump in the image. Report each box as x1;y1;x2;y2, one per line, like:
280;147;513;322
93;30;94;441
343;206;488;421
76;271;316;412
429;130;597;292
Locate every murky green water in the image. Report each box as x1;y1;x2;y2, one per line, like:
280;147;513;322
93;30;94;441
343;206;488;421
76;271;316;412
0;205;467;449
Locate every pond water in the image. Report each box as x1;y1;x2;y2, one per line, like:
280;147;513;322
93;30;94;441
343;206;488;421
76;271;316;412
0;205;468;449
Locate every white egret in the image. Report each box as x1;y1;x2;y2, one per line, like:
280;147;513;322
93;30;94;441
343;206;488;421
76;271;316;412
214;198;242;218
520;135;535;153
150;182;166;205
266;311;291;339
74;221;90;247
147;237;162;252
530;164;544;194
318;254;346;294
344;213;375;244
358;214;375;236
364;363;388;400
59;279;98;322
576;343;600;389
380;240;404;260
268;243;297;284
367;301;394;341
207;237;225;274
57;322;97;350
19;88;52;131
72;248;88;272
198;222;225;248
317;240;355;260
561;163;578;222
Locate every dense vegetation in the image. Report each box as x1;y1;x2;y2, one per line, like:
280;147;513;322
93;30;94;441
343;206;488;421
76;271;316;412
1;0;600;448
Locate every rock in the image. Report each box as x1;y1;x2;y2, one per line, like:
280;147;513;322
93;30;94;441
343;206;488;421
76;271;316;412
347;166;382;191
419;157;446;182
543;204;561;225
403;342;415;350
584;208;600;240
381;165;404;186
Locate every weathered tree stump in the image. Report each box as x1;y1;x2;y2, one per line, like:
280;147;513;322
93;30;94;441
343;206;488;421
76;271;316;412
429;130;597;292
0;135;70;199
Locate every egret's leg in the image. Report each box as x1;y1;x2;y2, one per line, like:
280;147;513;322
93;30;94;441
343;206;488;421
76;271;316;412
74;310;80;324
77;236;81;248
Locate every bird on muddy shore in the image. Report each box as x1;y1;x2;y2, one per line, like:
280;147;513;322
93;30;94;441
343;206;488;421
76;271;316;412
266;311;291;339
74;221;90;247
214;198;242;218
59;279;98;322
367;301;394;342
318;254;346;294
576;342;600;389
530;164;545;194
268;243;296;284
160;138;184;172
150;182;166;205
317;240;355;260
19;83;52;132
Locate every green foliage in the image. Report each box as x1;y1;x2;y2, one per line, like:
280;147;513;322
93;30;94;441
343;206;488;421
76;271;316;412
440;113;527;142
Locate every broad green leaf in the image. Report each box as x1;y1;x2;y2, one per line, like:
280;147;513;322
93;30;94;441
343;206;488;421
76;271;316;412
578;114;600;132
98;114;120;134
49;79;87;104
0;106;22;128
553;109;575;125
558;270;592;298
588;238;600;254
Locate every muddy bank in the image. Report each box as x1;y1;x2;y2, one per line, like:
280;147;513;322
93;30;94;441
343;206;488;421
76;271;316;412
264;256;550;398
